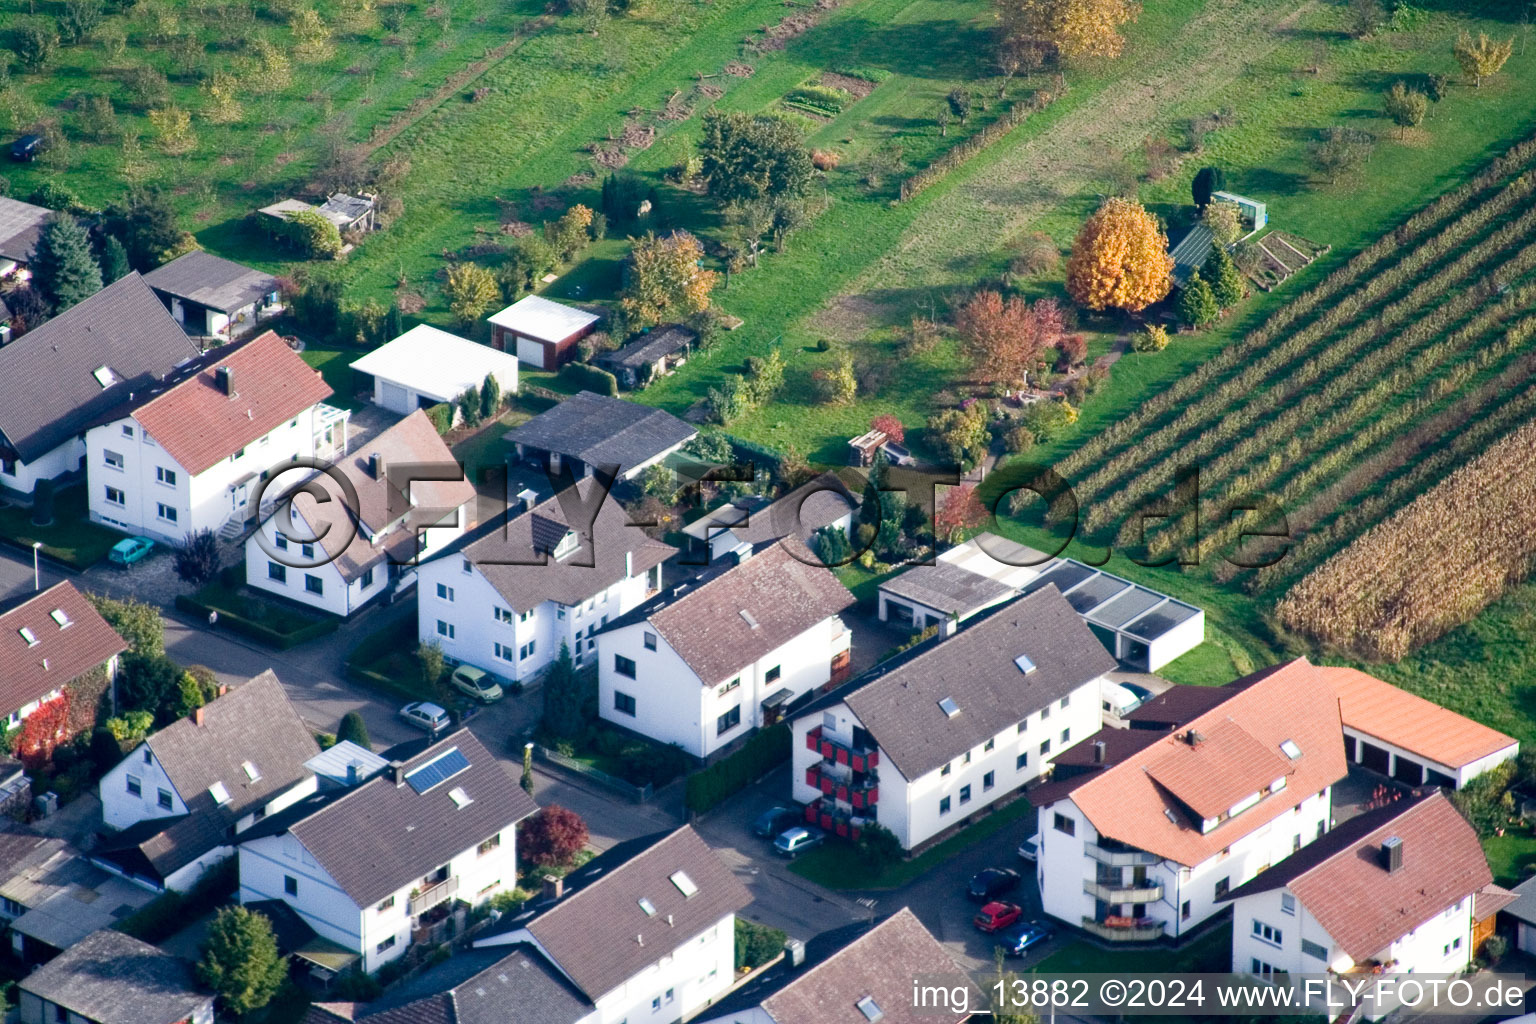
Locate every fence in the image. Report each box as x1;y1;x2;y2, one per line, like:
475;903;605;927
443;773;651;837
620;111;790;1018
898;80;1063;203
534;743;654;803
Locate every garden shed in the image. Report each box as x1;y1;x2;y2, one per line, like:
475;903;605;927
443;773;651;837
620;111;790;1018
350;324;520;416
487;295;602;371
595;323;696;388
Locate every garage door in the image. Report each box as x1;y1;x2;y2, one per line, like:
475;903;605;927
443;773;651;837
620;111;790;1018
516;336;547;368
380;381;410;413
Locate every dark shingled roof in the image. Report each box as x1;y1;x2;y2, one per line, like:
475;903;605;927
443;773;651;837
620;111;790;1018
353;945;591;1024
450;478;675;614
482;826;750;1003
0;196;51;265
595;323;696;370
0;581;126;719
879;561;1016;617
700;908;976;1024
1223;790;1491;961
816;588;1116;781
141;249;279;313
19;929;209;1024
602;543;855;687
258;729;536;908
0;273;198;462
504;391;696;475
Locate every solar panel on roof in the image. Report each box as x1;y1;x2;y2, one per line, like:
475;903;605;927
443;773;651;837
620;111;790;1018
406;747;470;794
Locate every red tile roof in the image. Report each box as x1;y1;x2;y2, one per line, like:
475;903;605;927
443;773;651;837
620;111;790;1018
0;583;126;717
1060;658;1348;865
1322;666;1518;770
131;331;332;476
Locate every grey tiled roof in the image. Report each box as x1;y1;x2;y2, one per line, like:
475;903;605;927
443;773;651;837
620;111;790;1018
595;323;695;370
0;273;198;462
356;945;591;1024
141;249;279;313
0;196;50;264
504;391;696;474
880;561;1016;616
19;929;209;1024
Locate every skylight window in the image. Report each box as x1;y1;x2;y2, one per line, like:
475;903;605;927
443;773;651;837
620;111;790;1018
49;609;70;629
938;697;960;718
448;786;473;809
856;996;885;1022
1014;654;1037;674
92;366;117;389
669;870;698;897
209;781;230;805
1280;739;1301;760
739;610;759;629
242;761;261;781
17;627;37;647
638;897;657;916
553;531;579;560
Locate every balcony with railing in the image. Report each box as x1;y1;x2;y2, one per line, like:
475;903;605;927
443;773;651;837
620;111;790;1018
1081;916;1166;942
803;798;870;840
408;875;458;917
1084;840;1160;867
805;763;879;809
805;725;879;772
1084;880;1163;903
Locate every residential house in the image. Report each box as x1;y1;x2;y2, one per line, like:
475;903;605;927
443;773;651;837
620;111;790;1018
695;907;979;1024
473;825;751;1024
246;409;478;617
96;670;322;892
17;929;212;1024
0;581;126;734
0;829;155;963
0;273;198;499
594;323;695;389
84;329;348;545
1223;791;1505;1019
505;391;696;483
598;543;856;760
236;729;537;973
141;250;282;342
487;295;600;370
349;325;520;418
791;588;1115;851
1031;658;1348;942
682;473;857;565
1498;874;1536;955
417;477;673;682
0;196;52;281
1322;665;1519;789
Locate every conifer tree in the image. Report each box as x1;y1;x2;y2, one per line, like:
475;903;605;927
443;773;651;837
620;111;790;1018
32;212;102;313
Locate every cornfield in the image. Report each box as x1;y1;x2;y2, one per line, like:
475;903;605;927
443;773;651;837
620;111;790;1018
1276;419;1536;661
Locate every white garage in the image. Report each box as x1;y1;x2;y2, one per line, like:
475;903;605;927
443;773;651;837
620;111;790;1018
350;324;520;417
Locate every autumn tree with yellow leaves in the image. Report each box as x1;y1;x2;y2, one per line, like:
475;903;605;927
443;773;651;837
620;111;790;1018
1065;197;1173;313
995;0;1141;60
621;231;718;329
1453;31;1513;89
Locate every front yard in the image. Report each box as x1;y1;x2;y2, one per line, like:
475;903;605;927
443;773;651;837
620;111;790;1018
178;580;338;650
0;485;122;570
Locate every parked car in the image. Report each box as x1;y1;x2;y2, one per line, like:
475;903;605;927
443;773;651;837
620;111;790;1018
996;919;1055;958
973;901;1024;934
10;135;43;162
107;536;155;567
399;701;450;733
1101;680;1143;717
753;806;801;839
1122;682;1154;704
968;867;1021;902
449;665;504;703
1017;833;1041;862
773;827;825;858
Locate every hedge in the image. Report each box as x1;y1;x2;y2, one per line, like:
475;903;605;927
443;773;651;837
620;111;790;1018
686;723;790;814
174;594;338;650
425;402;454;434
116;856;236;943
720;433;785;478
559;362;619;397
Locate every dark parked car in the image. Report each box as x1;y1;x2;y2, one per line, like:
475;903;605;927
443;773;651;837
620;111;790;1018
752;806;801;839
10;135;42;162
968;867;1021;901
996;919;1056;958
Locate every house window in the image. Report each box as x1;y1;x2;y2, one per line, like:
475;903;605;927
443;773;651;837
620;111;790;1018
556;605;565;620
1053;812;1074;836
1250;958;1281;979
274;532;288;550
520;609;532;623
1039;739;1051;755
156;466;176;486
719;678;740;697
962;752;971;765
959;785;971;804
1;897;21;917
285;875;298;896
1252;920;1282;946
104;485;125;506
940;762;951;777
1214;877;1230;899
983;770;995;791
478;833;501;856
494;642;513;662
437;583;454;601
305;574;323;595
1302;939;1328;960
143;748;151;764
519;641;535;660
765;665;781;683
360;567;374;588
614;655;636;679
1017;720;1027;734
1060;695;1070;708
0;458;13;476
1280;892;1296;915
377;896;395;912
643;631;657;651
494;607;513;624
53;1004;65;1024
461;558;472;573
1061;728;1070;744
939;796;951;815
104;449;124;469
717;705;741;735
268;562;287;583
301;544;314;559
157;789;173;810
437;620;455;639
984;738;995;752
1041;705;1050;720
1016;752;1028;771
156;503;178;523
653;997;661;1011
613;691;636;716
376;936;396;954
665;989;674;1004
1181;901;1191;921
1444;937;1462;956
126;774;141;796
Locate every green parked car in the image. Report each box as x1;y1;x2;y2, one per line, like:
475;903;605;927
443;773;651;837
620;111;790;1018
108;536;155;567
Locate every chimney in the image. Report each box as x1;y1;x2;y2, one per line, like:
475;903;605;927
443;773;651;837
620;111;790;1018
346;763;359;786
1092;740;1106;764
1382;836;1404;874
369;452;386;480
938;615;958;638
542;875;564;902
217;684;228;697
1183;729;1205;747
215;365;235;396
193;707;205;727
388;760;406;787
784;938;806;968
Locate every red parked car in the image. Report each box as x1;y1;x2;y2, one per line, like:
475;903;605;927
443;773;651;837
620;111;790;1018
973;901;1023;933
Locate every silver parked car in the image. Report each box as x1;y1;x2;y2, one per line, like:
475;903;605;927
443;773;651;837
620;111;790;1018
399;701;450;733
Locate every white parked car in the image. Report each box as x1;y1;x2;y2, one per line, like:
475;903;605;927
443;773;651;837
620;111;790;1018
1017;832;1041;861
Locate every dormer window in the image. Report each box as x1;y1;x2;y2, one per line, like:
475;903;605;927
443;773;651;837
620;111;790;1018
552;531;578;560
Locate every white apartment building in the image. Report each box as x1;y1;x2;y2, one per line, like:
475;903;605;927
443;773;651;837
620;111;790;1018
418;478;674;683
85;330;347;546
790;588;1115;850
1032;658;1349;943
598;544;855;760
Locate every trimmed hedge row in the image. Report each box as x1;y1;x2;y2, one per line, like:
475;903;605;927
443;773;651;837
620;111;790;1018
898;83;1061;203
559;362;619;397
116;856;236;943
720;433;785;478
425;402;454;434
174;594;338;651
686;723;790;814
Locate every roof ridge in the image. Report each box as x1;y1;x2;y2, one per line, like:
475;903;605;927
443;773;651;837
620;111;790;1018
129;330;279;417
1287;790;1443;886
534;827;685;922
768;907;916;999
